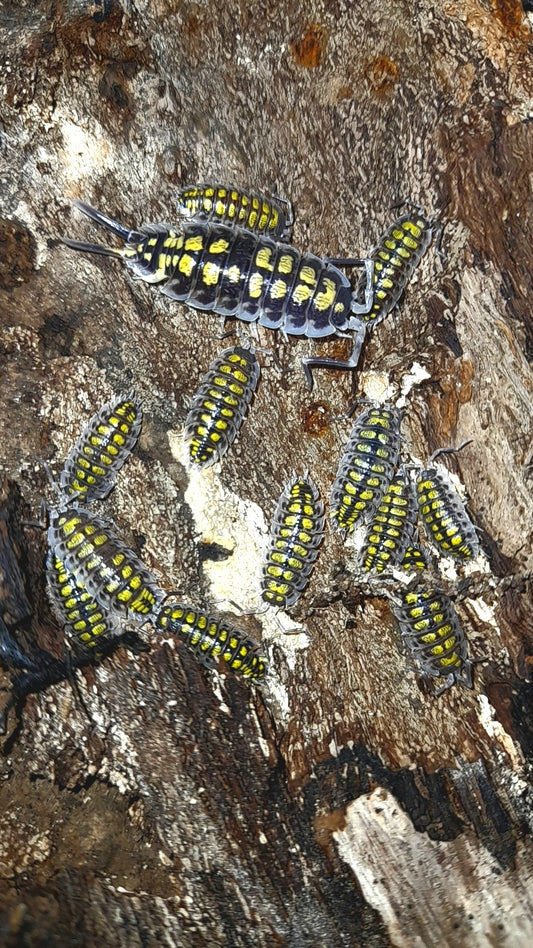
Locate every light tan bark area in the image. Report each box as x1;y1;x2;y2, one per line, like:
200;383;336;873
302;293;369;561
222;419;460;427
1;1;533;945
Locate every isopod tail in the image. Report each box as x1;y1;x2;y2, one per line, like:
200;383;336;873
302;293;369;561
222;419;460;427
62;199;143;257
72;200;134;240
61;237;125;258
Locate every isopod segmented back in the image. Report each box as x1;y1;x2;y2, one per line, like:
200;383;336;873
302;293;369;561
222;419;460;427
62;202;375;387
356;205;436;330
330;405;402;535
399;545;429;572
184;346;260;468
390;586;475;695
175;182;293;240
59;394;142;503
48;507;165;623
261;473;325;611
360;467;418;573
416;467;479;562
155;600;267;682
46;549;121;654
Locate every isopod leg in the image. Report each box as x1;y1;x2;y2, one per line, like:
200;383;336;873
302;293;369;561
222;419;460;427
427;440;473;464
275;193;294;237
301;322;366;390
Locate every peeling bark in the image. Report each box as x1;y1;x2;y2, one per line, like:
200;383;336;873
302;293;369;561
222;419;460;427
1;1;533;946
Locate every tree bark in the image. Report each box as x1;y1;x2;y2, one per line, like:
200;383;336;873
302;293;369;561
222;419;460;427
1;1;533;945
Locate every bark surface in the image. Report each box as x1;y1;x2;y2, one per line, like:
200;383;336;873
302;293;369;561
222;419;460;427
1;2;533;946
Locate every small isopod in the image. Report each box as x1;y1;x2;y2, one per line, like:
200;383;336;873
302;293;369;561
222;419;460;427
59;394;142;502
360;468;418;573
155;600;267;682
183;346;260;468
356;203;437;330
390;586;477;695
330;405;402;535
416;461;479;562
46;549;121;653
175;182;293;239
261;473;325;611
48;506;165;623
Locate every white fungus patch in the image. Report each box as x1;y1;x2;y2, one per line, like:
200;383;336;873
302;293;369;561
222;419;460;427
167;429;310;722
477;695;524;770
359;370;395;404
467;593;497;626
169;428;315;641
397;361;431;406
169;429;267;612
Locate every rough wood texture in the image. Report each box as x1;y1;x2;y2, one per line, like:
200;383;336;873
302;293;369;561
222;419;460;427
1;1;533;945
